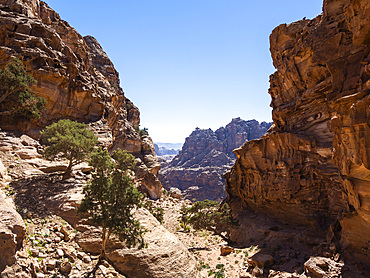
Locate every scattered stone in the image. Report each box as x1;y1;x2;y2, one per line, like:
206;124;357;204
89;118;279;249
220;245;233;256
304;257;344;278
99;264;107;275
247;253;274;268
60;261;72;274
77;252;85;259
83;255;92;263
30;249;39;257
251;266;264;277
56;249;64;258
45;259;56;270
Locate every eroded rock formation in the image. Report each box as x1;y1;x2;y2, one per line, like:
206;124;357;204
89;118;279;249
0;0;161;198
160;118;271;201
225;0;370;265
0;189;26;272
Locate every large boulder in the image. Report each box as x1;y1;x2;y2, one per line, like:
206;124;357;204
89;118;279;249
0;189;26;272
76;209;199;278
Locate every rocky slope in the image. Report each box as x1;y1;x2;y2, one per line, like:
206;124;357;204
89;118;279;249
225;0;370;268
0;129;199;277
160;118;271;201
0;0;161;199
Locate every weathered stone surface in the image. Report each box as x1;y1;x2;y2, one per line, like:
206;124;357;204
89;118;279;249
247;253;274;268
304;257;344;278
0;0;161;198
225;0;370;266
160;118;271;201
76;209;199;278
0;189;26;272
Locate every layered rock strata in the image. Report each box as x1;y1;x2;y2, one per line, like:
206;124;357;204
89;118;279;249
225;0;370;264
160;118;271;201
0;0;161;198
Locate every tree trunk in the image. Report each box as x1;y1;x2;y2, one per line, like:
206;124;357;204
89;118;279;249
100;227;111;260
62;159;73;180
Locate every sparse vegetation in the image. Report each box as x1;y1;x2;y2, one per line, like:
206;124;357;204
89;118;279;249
0;57;45;119
78;147;146;260
179;200;238;243
135;125;149;137
40;119;98;179
144;200;165;224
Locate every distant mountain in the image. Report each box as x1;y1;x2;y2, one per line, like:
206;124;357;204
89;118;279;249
159;118;272;201
155;142;183;150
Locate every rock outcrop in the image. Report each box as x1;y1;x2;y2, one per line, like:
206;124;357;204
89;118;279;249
77;209;199;278
225;0;370;265
0;130;199;277
160;118;271;201
0;0;161;198
0;189;26;272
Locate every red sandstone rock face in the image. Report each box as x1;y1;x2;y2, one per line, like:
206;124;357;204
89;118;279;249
225;0;370;263
0;0;161;198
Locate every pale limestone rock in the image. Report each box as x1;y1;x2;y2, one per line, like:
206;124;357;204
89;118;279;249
76;209;199;278
304;257;344;278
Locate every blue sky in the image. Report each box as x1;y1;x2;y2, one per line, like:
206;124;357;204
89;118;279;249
45;0;323;143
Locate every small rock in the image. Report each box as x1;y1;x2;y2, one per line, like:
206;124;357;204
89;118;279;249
17;250;29;258
220;245;233;256
46;259;56;270
36;273;45;278
60;226;71;241
40;228;50;237
251;266;264;277
56;249;64;257
247;253;274;268
83;255;91;263
60;261;72;274
99;265;107;275
77;251;85;259
54;236;61;243
30;248;39;257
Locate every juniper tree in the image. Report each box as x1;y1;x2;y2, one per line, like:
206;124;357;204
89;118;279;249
0;57;45;119
180;199;238;243
79;147;146;259
40;119;97;179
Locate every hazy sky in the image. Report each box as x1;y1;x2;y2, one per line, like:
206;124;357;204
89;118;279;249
45;0;323;143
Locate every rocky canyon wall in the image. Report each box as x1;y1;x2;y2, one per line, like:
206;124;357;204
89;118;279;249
225;0;370;263
160;118;271;201
0;0;161;198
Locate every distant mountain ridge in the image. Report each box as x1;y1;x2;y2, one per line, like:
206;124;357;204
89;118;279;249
154;142;183;158
159;118;272;201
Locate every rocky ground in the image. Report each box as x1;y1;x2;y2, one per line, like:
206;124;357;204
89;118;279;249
0;131;368;277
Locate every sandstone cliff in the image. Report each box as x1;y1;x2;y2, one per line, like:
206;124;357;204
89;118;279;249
0;0;161;198
160;118;271;201
225;0;370;265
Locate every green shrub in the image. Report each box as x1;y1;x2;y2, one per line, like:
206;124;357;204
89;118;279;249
0;57;45;119
40;119;97;179
78;147;146;259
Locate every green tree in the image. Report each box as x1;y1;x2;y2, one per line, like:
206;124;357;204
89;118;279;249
0;57;45;119
79;147;146;260
180;200;238;243
40;119;97;179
